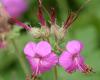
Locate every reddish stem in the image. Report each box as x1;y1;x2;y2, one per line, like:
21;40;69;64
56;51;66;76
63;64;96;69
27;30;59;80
9;17;31;30
37;6;46;26
50;8;56;24
64;12;76;29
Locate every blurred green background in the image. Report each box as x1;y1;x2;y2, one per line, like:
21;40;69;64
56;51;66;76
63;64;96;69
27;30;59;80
0;0;100;80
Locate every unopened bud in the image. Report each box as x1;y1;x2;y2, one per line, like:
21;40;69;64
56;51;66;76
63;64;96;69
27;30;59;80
41;27;50;38
58;27;65;39
51;24;59;34
51;24;65;40
29;28;41;38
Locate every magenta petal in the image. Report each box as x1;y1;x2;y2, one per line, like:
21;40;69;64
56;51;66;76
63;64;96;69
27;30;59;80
36;41;51;57
1;0;28;17
26;56;40;73
76;56;84;65
39;52;58;73
59;51;73;70
76;56;85;72
26;52;58;75
66;62;76;73
24;42;36;57
66;40;83;54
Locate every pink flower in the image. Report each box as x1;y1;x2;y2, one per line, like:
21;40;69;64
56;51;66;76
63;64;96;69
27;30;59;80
1;0;28;17
59;40;91;74
24;41;58;75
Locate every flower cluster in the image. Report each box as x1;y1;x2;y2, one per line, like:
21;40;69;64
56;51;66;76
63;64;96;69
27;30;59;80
10;0;92;78
24;41;58;75
59;40;91;73
24;40;92;76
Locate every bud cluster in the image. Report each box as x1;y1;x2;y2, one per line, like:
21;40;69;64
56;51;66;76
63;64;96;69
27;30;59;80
8;0;93;79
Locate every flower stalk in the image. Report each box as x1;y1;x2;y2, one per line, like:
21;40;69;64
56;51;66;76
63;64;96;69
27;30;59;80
54;66;58;80
11;39;28;74
9;17;31;30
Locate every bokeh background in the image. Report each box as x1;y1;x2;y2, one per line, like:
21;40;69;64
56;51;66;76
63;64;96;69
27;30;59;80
0;0;100;80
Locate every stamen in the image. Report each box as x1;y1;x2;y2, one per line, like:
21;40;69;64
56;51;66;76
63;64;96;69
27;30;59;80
31;59;40;80
35;59;40;75
36;64;39;75
80;64;94;74
82;64;94;74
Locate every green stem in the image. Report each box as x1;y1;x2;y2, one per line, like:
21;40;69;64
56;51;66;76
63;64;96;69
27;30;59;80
31;72;37;80
11;39;28;74
33;76;37;80
42;5;50;19
54;66;58;80
55;41;64;52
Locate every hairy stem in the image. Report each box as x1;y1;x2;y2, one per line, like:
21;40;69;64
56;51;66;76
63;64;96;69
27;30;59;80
54;66;58;80
33;76;37;80
11;39;28;74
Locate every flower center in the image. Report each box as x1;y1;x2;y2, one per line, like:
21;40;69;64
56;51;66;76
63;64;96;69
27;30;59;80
72;53;78;60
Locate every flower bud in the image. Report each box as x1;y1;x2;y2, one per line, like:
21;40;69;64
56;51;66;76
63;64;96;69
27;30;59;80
40;27;50;38
51;24;65;40
57;27;65;40
51;24;59;34
29;27;41;38
29;27;50;39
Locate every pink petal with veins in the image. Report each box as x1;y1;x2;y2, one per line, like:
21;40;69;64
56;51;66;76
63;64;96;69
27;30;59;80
59;51;73;70
36;41;51;57
66;40;83;54
26;52;58;75
24;42;36;57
